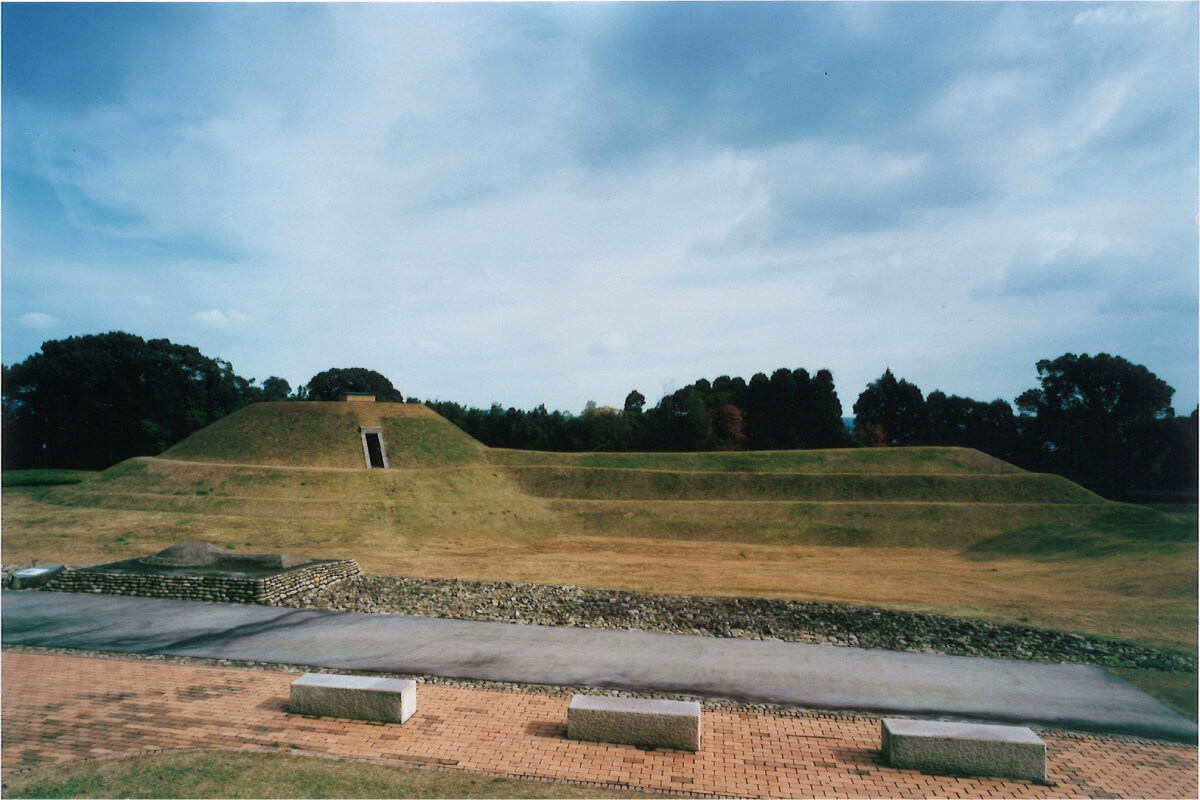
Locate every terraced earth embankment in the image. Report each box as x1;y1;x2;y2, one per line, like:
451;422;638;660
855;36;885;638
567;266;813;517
3;401;1194;670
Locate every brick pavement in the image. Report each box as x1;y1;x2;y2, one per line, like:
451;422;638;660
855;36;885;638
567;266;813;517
2;650;1196;798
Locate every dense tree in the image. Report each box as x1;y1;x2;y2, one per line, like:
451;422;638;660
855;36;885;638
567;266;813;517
741;372;773;449
3;332;257;470
623;390;646;414
711;375;747;410
578;404;632;451
712;404;746;450
766;368;802;448
1157;410;1198;495
424;365;847;454
808;369;849;449
301;367;403;402
1015;353;1176;499
853;369;926;446
924;391;1018;461
260;376;292;402
637;368;846;452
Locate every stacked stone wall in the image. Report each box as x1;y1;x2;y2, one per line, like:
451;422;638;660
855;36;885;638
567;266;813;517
49;560;360;604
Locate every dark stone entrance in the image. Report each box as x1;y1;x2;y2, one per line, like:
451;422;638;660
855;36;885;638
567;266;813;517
358;426;389;469
365;432;385;468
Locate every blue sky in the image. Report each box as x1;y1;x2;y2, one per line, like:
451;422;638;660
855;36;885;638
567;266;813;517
4;2;1197;415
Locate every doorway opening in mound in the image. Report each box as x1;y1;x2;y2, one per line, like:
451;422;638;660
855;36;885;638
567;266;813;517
359;426;389;469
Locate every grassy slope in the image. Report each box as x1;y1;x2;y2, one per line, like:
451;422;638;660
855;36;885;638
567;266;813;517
3;402;1194;656
486;445;1024;473
504;466;1099;503
161;401;488;469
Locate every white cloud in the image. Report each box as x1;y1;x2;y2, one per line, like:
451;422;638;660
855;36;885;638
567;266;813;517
2;3;1195;415
193;309;249;328
17;312;58;330
587;332;633;357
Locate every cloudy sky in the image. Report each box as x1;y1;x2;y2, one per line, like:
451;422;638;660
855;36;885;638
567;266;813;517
3;2;1197;416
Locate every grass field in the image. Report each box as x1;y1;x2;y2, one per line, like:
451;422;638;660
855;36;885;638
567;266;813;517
0;750;656;799
3;401;1195;658
2;469;96;487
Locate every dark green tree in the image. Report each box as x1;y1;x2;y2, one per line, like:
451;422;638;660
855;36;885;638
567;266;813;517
853;369;926;446
1015;353;1176;499
766;368;801;448
259;376;292;402
742;372;773;449
1157;410;1198;495
3;332;257;470
301;368;403;402
710;375;747;410
808;369;850;449
924;391;1018;460
623;390;646;414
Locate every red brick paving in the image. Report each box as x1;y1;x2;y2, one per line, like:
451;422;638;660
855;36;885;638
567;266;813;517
2;650;1196;798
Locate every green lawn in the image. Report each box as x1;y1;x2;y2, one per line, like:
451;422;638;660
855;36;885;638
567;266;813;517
2;470;97;487
1;750;659;799
486;444;1024;474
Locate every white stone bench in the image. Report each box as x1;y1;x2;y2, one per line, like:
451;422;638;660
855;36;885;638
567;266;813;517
10;565;65;589
567;695;701;751
289;673;416;724
881;718;1046;782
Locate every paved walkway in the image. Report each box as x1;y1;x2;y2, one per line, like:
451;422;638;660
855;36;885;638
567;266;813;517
2;650;1196;798
5;591;1195;742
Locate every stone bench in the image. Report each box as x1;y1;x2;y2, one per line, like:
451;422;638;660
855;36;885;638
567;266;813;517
289;673;416;724
567;695;701;751
10;565;65;589
881;718;1046;782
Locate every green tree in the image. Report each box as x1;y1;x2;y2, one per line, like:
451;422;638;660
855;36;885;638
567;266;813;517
853;369;925;446
260;376;292;402
1015;353;1175;499
766;368;801;448
742;372;773;449
808;369;850;449
3;332;257;470
301;368;403;402
924;391;1018;460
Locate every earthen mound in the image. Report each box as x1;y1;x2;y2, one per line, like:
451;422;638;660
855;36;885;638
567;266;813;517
139;542;313;570
239;553;312;569
139;541;226;567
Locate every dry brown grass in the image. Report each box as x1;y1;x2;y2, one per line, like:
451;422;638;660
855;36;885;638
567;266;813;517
4;487;1194;655
370;534;1197;653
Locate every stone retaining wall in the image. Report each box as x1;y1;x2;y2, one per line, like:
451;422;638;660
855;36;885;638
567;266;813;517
48;560;361;604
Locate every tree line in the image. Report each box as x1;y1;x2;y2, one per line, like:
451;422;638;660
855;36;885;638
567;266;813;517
0;333;401;472
850;358;1195;501
428;368;847;455
3;331;1194;500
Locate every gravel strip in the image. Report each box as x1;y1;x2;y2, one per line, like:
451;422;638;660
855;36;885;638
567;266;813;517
274;573;1195;673
6;564;1192;673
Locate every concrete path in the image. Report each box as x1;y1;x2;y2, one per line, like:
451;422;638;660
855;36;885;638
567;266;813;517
4;590;1195;742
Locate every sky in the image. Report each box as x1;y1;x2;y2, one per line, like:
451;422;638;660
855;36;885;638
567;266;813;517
3;2;1197;416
